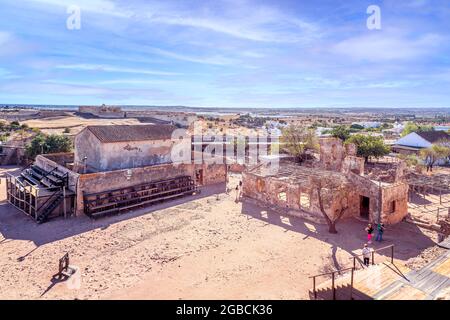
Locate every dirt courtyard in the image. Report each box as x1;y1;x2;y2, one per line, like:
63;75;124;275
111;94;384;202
0;169;438;300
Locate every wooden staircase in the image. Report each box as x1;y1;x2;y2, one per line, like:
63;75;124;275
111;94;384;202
310;262;412;300
36;190;64;224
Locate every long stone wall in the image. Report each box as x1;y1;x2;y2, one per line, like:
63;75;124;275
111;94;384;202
75;162;226;216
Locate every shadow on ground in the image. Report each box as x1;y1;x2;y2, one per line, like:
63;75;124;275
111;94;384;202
240;198;436;269
0;181;226;246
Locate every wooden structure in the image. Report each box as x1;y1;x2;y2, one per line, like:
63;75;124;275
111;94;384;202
310;245;395;300
310;244;450;300
406;173;450;223
83;175;197;218
6;165;74;223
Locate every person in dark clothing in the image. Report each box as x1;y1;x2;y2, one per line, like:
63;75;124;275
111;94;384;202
376;223;385;242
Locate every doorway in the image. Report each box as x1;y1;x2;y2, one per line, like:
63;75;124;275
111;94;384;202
360;196;370;219
195;169;204;186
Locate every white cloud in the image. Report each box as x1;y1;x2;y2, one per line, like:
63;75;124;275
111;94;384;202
55;64;182;76
332;32;445;62
0;31;12;46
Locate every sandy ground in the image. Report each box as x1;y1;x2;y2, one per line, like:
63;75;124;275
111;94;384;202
22;114;142;135
0;169;438;300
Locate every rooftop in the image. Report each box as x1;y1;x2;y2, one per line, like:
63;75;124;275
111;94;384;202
86;124;177;143
416;131;450;143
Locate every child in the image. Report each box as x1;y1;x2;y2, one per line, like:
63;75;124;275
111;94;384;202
365;223;374;244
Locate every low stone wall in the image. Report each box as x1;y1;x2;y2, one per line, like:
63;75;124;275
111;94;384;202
41;152;74;166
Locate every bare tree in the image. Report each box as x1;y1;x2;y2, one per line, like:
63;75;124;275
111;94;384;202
311;175;350;234
280;125;319;163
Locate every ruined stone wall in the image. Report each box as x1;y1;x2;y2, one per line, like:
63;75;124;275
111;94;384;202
341;156;365;175
346;172;381;222
201;163;227;185
364;161;406;183
41;152;74;166
319;138;345;171
242;171;358;224
380;183;409;224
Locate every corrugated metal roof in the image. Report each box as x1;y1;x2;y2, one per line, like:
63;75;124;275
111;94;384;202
86;124;177;143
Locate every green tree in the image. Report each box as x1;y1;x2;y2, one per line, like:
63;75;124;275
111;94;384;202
350;124;364;131
281;125;319;163
346;134;390;163
401;122;434;137
330;125;351;141
420;144;450;171
25;134;72;159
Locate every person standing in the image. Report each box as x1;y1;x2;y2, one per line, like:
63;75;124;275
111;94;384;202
376;223;385;242
362;244;371;266
365;223;374;244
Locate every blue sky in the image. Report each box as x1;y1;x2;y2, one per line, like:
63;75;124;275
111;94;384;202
0;0;449;108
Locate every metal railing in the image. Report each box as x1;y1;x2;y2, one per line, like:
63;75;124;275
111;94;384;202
310;244;395;300
310;267;355;300
350;244;394;269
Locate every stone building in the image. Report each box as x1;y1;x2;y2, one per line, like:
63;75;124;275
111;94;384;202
74;124;177;172
242;137;409;225
6;124;227;222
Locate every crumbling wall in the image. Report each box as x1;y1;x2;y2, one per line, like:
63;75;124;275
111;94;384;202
341;156;365;175
201;163;227;185
380;183;409;224
242;171;358;224
319;138;345;171
42;152;74;166
365;161;406;183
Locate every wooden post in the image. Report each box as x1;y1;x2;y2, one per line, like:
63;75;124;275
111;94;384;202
35;188;38;219
350;268;354;300
313;277;317;299
332;272;336;300
63;186;67;219
391;245;394;264
372;250;375;265
28;186;32;216
353;257;356;270
437;208;440;223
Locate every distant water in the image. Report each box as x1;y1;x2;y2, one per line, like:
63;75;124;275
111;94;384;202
435;126;450;131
